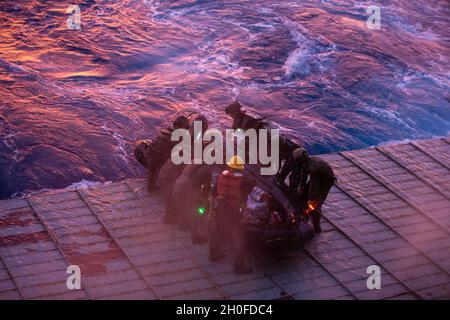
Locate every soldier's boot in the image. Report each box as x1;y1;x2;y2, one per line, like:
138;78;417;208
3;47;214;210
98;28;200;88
312;212;322;233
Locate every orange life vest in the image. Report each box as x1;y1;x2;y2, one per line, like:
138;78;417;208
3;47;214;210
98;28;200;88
216;170;245;202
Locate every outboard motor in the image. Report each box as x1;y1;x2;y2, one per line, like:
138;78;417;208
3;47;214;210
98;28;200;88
241;165;316;248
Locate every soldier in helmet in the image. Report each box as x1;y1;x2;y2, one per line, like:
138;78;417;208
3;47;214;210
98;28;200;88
171;163;214;244
277;135;302;185
277;135;306;198
281;148;336;233
134;115;190;192
190;114;209;141
225;101;266;131
159;160;186;224
169;114;211;242
209;155;253;274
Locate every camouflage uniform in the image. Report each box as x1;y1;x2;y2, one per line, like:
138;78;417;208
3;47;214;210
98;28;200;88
277;136;302;186
159;160;186;223
225;101;267;131
133;116;190;192
134;128;176;192
225;101;269;167
172;164;213;244
299;156;336;233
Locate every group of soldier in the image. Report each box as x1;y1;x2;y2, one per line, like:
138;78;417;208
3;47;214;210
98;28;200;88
134;101;336;274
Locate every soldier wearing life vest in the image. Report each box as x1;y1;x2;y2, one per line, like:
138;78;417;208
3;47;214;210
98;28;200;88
209;155;253;274
134;115;190;192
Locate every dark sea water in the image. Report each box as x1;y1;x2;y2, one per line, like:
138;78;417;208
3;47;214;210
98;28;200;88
0;0;449;198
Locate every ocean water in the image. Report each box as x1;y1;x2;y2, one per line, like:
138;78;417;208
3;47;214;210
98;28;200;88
0;0;449;198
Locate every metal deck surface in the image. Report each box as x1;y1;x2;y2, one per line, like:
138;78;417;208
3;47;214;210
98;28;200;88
1;138;449;300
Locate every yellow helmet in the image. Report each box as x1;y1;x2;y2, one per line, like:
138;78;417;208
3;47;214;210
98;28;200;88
227;155;244;170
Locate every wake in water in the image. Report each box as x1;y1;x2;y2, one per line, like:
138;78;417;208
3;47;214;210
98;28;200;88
0;0;449;198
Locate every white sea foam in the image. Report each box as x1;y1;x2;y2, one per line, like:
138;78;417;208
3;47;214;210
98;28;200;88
65;179;105;190
101;125;129;164
279;18;312;77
